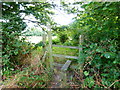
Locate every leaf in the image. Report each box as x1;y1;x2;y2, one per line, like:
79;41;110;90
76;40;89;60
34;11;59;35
96;48;104;53
102;7;107;10
103;52;116;59
109;46;116;52
14;50;18;55
98;27;102;30
84;77;95;88
113;60;117;64
101;73;108;77
84;71;89;76
104;52;111;58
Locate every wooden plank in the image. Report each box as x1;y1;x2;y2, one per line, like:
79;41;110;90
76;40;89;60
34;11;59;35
52;54;78;59
53;62;77;69
54;62;63;67
52;45;79;49
61;60;72;71
60;60;72;87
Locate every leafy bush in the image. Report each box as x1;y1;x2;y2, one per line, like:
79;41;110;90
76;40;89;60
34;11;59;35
2;2;28;71
78;2;120;88
58;33;68;43
63;2;120;88
2;2;54;73
52;25;69;44
52;38;61;44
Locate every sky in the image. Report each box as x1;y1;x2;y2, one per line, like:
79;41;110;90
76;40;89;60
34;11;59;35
23;10;74;32
48;0;76;25
51;9;75;25
24;0;76;28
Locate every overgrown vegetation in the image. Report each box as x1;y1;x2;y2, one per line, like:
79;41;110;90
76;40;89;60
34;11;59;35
1;1;120;89
60;1;120;88
2;2;53;74
1;2;54;88
2;48;52;88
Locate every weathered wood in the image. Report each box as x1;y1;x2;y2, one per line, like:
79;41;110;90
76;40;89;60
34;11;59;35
53;54;78;59
42;51;47;62
78;35;84;86
61;60;72;71
42;31;46;53
47;25;53;69
54;62;77;69
59;60;71;87
53;62;63;67
52;45;79;49
78;35;84;62
79;35;83;51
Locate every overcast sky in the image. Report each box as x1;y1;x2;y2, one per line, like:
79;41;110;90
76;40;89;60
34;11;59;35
48;0;76;25
24;0;76;28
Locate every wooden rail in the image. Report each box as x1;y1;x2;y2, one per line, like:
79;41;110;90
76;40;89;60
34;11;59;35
52;45;79;49
53;54;78;59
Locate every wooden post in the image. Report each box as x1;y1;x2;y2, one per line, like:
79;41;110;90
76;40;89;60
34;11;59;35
78;35;84;86
47;25;53;70
42;31;46;54
79;35;83;51
78;35;84;64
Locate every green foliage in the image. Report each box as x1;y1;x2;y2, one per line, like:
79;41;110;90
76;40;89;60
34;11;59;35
3;63;53;88
62;2;120;88
22;27;42;36
32;41;45;51
81;2;120;88
2;1;120;88
52;38;61;44
59;33;68;43
52;25;69;44
83;76;95;88
16;67;52;88
2;2;27;70
2;2;54;72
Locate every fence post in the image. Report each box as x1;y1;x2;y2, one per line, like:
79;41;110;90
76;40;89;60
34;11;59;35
42;31;46;54
47;25;53;70
78;35;84;86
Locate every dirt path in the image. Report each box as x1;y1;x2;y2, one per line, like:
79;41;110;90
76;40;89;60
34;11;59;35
49;66;63;88
49;65;74;88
